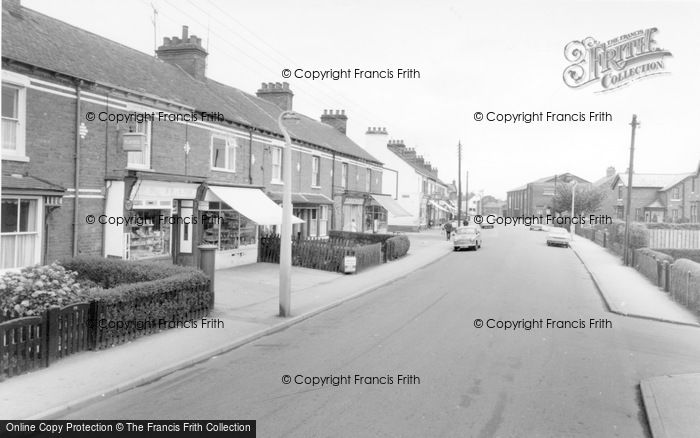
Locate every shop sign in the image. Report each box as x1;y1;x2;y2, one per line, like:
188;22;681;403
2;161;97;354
122;132;146;152
343;256;356;274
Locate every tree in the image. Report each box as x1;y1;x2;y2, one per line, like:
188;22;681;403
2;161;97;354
552;183;606;216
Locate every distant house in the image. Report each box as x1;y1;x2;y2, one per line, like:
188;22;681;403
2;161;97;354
506;173;590;217
610;164;700;222
364;132;450;231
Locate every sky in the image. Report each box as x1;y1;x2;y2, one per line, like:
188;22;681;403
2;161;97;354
19;0;700;199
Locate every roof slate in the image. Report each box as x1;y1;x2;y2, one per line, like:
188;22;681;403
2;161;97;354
1;4;380;164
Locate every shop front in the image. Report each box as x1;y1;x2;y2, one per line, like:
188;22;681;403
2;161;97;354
103;179;200;263
269;192;333;239
203;185;303;269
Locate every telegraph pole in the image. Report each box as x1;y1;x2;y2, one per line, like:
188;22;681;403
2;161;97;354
457;141;462;224
623;114;639;266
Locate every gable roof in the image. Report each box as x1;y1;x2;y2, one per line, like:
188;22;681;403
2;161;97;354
610;173;692;190
387;147;439;180
1;3;381;164
507;173;589;192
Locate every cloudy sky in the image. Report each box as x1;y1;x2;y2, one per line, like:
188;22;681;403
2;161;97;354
22;0;700;198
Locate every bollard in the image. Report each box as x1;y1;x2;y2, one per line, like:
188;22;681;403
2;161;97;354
663;261;670;293
198;244;217;310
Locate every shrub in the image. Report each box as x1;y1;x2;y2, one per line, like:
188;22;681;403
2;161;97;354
653;249;700;264
668;259;700;314
386;235;410;261
0;263;90;320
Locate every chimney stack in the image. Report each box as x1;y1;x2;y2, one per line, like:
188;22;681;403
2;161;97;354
606;166;616;177
156;25;208;80
256;82;294;111
321;109;348;134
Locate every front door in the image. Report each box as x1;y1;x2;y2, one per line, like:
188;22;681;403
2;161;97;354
179;200;193;254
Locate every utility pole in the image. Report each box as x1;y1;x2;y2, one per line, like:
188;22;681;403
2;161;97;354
570;181;577;241
457;141;462;225
623;114;639;266
465;170;469;222
278;111;298;317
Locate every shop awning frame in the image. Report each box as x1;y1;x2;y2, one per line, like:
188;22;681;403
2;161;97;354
207;185;304;225
370;194;412;217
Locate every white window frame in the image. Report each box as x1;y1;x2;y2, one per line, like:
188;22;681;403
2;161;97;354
210;134;237;172
319;205;328;237
1;70;29;162
365;168;372;192
126;120;152;170
271;146;283;184
617;186;623;201
671;187;681;201
341;162;348;189
311;156;321;187
1;196;42;270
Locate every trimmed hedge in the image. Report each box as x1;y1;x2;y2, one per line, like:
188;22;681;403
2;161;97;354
61;256;192;288
386;235;410;261
60;257;211;347
328;230;410;262
653;249;700;264
645;223;700;230
669;259;700;315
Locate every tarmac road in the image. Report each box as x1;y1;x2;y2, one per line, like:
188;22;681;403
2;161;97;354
64;225;700;437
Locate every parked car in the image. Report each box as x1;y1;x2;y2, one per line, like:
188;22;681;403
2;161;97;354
546;227;571;247
530;223;544;231
453;226;482;251
479;220;494;229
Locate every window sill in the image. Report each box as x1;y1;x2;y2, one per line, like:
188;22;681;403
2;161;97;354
126;165;153;171
2;154;30;162
270;180;284;185
311;185;322;189
211;167;237;174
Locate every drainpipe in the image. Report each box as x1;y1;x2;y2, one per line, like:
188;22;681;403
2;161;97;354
248;130;254;185
73;83;82;257
331;152;336;229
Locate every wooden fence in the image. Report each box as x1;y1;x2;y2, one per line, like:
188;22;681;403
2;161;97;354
1;302;91;379
0;283;210;380
258;235;383;273
648;229;700;249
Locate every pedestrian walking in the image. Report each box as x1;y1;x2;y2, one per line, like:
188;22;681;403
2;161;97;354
351;219;358;232
444;221;453;240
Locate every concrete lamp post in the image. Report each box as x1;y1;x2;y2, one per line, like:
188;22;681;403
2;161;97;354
278;110;299;317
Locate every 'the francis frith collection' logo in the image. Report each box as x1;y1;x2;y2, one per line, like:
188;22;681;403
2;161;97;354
563;28;672;92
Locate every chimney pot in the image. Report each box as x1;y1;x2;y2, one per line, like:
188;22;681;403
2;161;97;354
182;25;189;40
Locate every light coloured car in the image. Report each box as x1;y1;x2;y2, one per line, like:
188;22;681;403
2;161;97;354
530;223;544;231
453;226;482;251
546;227;571;247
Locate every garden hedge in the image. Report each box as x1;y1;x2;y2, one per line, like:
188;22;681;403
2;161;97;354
385;235;410;261
669;259;700;315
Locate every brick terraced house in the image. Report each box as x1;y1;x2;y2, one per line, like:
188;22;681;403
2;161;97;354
1;0;385;270
506;173;590;218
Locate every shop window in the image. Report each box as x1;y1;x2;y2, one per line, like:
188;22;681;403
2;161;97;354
1;197;40;269
271;146;282;183
127;209;170;260
202;203;257;250
364;205;387;233
127;120;151;169
211;135;237;171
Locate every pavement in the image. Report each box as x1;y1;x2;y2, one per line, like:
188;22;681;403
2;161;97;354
569;236;700;326
570;234;700;438
0;229;452;420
